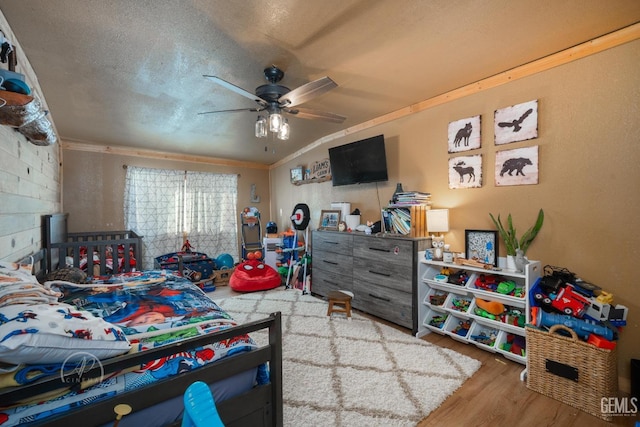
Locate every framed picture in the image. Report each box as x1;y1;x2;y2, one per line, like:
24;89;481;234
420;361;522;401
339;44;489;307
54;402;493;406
495;145;539;187
448;115;481;153
448;154;482;189
465;229;498;266
290;166;304;183
319;210;341;231
494;99;538;145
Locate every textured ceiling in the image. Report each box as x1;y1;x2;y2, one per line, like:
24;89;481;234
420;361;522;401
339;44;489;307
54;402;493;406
1;1;639;165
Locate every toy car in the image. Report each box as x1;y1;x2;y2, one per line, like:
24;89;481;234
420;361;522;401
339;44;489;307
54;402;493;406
534;283;590;317
474;274;499;291
496;280;516;295
448;270;469;286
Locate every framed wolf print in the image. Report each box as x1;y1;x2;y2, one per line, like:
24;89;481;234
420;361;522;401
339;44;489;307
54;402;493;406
494;100;538;145
495;145;539;186
448;115;481;153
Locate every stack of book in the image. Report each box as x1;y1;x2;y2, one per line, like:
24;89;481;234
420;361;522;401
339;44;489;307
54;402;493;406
387;208;412;234
390;191;431;207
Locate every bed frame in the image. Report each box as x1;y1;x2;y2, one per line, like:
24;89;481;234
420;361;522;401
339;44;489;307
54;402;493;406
43;213;143;276
8;235;284;426
0;311;284;427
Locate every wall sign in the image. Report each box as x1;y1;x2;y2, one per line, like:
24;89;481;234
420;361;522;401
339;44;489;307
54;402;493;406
309;158;331;180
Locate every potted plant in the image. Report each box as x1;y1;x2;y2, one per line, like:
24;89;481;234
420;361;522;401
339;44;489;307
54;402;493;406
489;209;544;270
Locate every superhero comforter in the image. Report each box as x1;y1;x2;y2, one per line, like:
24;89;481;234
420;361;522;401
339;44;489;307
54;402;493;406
0;271;264;426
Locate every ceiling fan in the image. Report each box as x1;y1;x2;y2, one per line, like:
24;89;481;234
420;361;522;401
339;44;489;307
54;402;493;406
200;65;346;124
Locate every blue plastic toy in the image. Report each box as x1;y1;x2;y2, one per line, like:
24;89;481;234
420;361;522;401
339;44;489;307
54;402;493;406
532;306;614;341
215;253;234;270
182;381;224;427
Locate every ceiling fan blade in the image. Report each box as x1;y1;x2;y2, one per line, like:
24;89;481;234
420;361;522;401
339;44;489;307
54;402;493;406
198;107;262;115
203;75;267;106
285;107;346;123
278;76;338;108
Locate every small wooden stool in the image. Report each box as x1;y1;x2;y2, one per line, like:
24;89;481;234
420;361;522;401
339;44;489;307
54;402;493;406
327;290;353;319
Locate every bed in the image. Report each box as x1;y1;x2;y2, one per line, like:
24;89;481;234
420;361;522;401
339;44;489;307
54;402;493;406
43;213;143;276
0;253;283;427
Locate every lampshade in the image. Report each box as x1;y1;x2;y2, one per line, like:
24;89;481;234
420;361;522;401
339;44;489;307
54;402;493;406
277;119;290;140
255;116;267;138
427;209;449;233
269;112;283;132
255;110;290;140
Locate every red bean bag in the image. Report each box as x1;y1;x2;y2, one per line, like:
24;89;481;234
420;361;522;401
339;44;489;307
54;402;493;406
229;259;282;292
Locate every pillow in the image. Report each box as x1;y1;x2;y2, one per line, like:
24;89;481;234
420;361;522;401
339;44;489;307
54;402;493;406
0;302;131;365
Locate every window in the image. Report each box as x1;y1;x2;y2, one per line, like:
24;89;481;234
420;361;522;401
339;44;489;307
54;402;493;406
124;167;238;269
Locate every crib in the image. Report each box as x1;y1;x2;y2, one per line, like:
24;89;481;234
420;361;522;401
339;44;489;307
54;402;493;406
43;213;143;276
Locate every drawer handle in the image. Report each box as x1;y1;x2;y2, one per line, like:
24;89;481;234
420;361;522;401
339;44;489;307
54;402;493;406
369;270;391;277
369;247;390;253
325;280;339;286
368;293;391;302
322;260;338;265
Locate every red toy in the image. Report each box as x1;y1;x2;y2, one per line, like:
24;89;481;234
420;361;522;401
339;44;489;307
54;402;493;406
534;283;590;317
229;259;281;293
181;240;194;253
474;274;499;291
587;333;616;350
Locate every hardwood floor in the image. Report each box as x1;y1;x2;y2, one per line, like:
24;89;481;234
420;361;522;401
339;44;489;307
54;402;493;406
208;285;638;427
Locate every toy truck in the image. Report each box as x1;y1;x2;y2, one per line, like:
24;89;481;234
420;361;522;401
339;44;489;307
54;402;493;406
533;283;590;317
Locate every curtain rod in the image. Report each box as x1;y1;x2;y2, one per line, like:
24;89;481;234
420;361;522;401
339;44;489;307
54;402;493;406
122;164;241;177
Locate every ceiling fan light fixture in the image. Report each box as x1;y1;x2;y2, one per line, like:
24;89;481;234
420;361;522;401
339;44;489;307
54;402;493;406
255;115;267;138
278;119;290;140
269;111;283;133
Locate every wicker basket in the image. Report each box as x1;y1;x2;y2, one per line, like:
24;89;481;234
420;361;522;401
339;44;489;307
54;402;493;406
526;325;618;421
214;266;236;286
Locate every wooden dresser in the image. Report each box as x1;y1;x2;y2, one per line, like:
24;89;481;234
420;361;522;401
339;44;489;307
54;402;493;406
311;230;431;334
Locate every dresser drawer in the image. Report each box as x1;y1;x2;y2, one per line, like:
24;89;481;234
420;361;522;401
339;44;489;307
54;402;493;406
352;236;414;269
352;257;412;293
352;281;412;329
313;250;353;277
312;231;353;256
312;269;352;297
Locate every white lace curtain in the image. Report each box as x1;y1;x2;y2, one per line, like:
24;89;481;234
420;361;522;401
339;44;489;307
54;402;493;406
124;167;238;269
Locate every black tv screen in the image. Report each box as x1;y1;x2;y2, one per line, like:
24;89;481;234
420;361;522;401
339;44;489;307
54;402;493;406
328;135;388;187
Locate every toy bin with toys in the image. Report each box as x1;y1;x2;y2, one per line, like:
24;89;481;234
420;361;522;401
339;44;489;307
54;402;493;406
496;330;526;364
443;315;474;343
468;323;499;352
423;288;448;308
423;308;448;333
525;264;626;421
443;293;473;317
154;251;216;287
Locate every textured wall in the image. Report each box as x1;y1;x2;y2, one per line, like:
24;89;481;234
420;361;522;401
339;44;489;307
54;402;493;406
61;149;270;258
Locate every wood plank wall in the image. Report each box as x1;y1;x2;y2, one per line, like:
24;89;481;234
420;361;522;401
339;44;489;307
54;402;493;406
0;10;61;262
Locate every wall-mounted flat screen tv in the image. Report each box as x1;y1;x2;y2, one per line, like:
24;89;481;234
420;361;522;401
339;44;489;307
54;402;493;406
328;134;388;187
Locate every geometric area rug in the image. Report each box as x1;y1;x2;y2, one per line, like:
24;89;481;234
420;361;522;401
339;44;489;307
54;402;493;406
215;287;481;427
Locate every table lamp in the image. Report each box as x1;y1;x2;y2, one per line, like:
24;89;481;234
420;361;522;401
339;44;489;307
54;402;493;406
427;209;449;261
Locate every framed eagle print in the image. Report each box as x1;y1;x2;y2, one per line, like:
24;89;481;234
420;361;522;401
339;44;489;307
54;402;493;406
494;99;538;145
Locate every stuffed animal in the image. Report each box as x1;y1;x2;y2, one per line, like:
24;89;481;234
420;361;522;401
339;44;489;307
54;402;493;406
431;235;445;261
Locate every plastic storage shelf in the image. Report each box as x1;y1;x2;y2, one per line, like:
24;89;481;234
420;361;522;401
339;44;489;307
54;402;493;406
416;254;540;365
